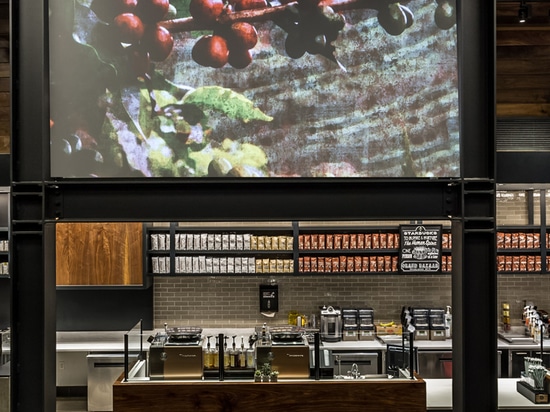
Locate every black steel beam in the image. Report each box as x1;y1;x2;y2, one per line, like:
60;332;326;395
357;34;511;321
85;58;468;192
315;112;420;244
45;179;460;222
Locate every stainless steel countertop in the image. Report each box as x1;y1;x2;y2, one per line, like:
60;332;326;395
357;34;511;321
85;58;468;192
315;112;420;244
426;378;550;410
53;329;550;352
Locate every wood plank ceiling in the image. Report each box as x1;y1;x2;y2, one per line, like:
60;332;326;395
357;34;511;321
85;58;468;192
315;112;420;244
497;1;550;117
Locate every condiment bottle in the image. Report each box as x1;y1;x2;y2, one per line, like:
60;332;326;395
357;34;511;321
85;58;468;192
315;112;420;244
224;336;231;368
230;336;238;368
203;335;213;369
239;336;246;368
213;336;219;368
246;339;255;369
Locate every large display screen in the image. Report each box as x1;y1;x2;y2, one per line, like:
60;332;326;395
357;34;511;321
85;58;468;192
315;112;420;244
49;0;458;178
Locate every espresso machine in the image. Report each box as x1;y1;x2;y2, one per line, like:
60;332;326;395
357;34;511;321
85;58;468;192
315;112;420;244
320;305;342;342
149;326;204;380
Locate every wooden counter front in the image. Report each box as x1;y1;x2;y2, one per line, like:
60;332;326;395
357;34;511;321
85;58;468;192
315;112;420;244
113;376;426;412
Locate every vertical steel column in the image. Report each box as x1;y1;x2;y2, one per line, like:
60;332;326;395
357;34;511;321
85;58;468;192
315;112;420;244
10;0;54;409
453;0;496;407
452;182;497;412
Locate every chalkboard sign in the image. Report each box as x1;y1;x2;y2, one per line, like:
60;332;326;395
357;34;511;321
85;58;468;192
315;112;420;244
399;225;442;273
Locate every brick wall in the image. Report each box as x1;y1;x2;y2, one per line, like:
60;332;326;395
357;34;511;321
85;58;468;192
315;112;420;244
154;274;452;328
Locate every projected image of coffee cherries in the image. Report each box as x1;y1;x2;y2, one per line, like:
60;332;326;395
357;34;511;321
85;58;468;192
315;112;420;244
90;0;175;77
192;21;258;68
189;0;225;25
192;34;230;68
277;2;345;66
377;3;414;36
434;0;456;30
50;134;105;178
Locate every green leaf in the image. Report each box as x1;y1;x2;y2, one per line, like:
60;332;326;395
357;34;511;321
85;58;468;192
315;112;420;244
183;86;273;123
188;138;269;177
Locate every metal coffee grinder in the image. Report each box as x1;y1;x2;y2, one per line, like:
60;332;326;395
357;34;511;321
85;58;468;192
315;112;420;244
320;305;342;342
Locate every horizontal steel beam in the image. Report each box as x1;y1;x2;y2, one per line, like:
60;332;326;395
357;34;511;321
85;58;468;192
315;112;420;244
44;179;461;222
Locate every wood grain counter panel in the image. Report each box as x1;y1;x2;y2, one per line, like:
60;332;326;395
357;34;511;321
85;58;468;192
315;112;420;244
113;377;426;412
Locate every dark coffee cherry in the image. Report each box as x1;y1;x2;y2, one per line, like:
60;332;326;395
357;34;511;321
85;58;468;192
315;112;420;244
135;0;170;23
228;48;252;69
129;47;151;79
113;13;145;44
91;23;125;57
285;34;306;59
90;0;138;23
434;2;455;30
189;0;224;25
208;158;233;176
141;25;174;61
377;4;407;36
192;35;229;68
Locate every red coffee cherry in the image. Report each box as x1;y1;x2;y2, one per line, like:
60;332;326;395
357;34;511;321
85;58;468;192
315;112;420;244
141;25;174;61
228;48;252;69
90;0;138;23
113;13;145;44
233;0;267;11
192;35;229;68
227;22;258;50
189;0;224;24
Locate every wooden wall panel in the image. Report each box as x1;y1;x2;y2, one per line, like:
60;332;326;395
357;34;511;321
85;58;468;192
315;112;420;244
496;28;550;117
56;222;143;286
0;3;8;153
497;28;550;47
495;1;550;118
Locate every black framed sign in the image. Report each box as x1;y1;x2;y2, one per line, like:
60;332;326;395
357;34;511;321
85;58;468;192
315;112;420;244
399;225;442;273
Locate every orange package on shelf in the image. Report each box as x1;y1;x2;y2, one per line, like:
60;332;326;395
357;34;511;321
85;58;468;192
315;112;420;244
334;234;342;249
362;256;369;272
346;256;354;272
379;233;387;249
325;257;332;272
357;234;365;249
350;234;357;249
317;257;325;273
372;233;380;249
326;234;334;249
354;256;362;272
339;256;347;272
342;234;350;249
318;234;326;249
369;256;377;272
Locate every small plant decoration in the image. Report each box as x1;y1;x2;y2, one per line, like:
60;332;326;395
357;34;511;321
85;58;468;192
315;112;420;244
254;369;262;382
260;362;272;382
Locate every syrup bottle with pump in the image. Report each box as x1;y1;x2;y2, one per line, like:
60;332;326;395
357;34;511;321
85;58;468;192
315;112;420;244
213;336;219;369
239;336;246;369
445;306;452;338
203;336;213;369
